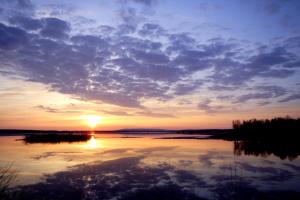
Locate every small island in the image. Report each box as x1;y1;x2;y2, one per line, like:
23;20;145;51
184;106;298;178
23;133;92;144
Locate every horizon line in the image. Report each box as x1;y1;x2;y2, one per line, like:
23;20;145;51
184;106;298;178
0;128;231;132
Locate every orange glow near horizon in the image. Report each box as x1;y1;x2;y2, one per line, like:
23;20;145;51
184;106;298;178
0;78;300;130
81;115;102;129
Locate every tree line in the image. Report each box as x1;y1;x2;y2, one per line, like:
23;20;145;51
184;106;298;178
231;116;300;140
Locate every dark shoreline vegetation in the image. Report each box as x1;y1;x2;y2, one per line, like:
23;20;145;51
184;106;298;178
210;116;300;140
211;117;300;160
23;133;92;144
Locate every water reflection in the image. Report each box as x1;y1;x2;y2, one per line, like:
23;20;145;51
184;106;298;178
86;134;100;149
11;156;300;200
12;157;207;200
234;140;300;160
0;135;299;200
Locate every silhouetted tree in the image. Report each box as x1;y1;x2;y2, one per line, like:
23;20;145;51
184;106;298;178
229;117;300;160
231;116;300;140
232;120;241;130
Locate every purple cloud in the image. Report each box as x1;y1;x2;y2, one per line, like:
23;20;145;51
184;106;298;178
0;0;300;112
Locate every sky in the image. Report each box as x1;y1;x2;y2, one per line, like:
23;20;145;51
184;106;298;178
0;0;300;130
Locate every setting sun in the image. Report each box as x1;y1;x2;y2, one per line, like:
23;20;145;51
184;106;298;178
82;115;101;129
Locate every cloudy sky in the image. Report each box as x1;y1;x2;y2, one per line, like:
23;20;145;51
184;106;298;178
0;0;300;130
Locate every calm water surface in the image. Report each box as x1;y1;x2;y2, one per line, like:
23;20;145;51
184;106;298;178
0;133;300;199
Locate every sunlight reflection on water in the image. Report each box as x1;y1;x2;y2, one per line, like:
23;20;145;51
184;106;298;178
86;135;99;149
0;133;300;200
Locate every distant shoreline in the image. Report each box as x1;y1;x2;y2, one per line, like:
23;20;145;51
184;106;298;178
0;129;230;136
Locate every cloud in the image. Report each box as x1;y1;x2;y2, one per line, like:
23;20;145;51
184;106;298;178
0;70;18;77
198;99;225;114
35;105;59;113
283;61;300;68
0;23;28;50
209;85;237;91
117;7;143;34
234;85;287;103
121;0;158;7
1;0;33;10
35;105;80;114
235;93;271;103
0;0;34;21
173;81;202;95
257;101;271;106
133;0;157;6
130;49;169;64
9;15;43;30
210;47;297;86
40;18;70;39
101;109;175;118
138;23;166;37
101;110;132;116
0;0;300;111
135;110;176;118
278;94;300;102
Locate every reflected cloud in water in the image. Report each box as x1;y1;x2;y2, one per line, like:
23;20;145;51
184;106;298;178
1;134;300;200
12;155;300;200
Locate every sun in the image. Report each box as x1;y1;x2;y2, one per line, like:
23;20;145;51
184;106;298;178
83;115;101;129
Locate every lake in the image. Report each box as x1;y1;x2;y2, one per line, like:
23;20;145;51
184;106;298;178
1;133;300;200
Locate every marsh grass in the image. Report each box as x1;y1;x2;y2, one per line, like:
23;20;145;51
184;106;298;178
0;164;17;200
211;164;255;200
